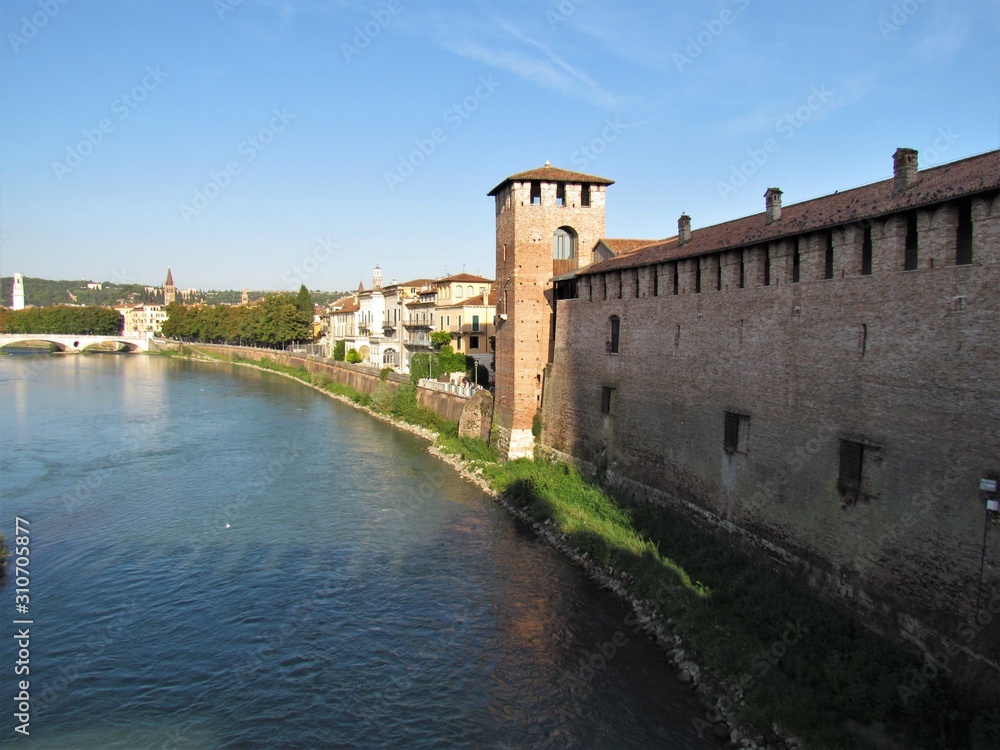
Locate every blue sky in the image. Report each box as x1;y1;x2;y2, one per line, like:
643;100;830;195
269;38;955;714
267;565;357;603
1;0;997;293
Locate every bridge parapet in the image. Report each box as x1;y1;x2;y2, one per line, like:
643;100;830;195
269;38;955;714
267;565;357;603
0;334;152;353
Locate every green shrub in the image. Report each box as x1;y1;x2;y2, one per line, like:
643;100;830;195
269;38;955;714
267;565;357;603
345;349;362;364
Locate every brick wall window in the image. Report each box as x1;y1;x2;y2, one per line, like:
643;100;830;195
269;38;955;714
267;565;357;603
824;232;835;279
695;260;702;293
634;269;640;298
838;440;864;494
739;250;745;288
792;242;801;283
956;199;973;265
716;257;722;291
653;266;659;297
601;386;615;415
724;412;749;454
530;181;541;205
581;184;591;207
904;213;919;270
673;263;679;295
470;335;480;349
763;247;771;286
861;226;873;275
607;315;620;354
556;183;565;206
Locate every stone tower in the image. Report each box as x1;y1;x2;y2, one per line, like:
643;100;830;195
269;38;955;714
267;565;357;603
488;163;613;459
12;273;25;310
164;268;176;305
241;287;249;306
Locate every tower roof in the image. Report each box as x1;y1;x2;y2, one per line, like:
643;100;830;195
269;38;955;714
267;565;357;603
488;164;614;196
165;267;174;286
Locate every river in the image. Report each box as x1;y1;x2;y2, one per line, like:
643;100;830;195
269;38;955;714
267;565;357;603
0;354;717;749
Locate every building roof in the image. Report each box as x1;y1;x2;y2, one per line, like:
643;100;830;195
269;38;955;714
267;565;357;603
437;293;495;308
165;267;174;286
488;163;615;196
438;273;494;284
580;149;1000;276
598;238;659;256
329;296;359;313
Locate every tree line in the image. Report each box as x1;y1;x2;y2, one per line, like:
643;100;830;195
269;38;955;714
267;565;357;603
161;288;313;347
0;305;123;335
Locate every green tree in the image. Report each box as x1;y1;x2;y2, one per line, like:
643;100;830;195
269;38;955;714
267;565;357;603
345;348;362;363
332;339;345;361
295;284;313;316
430;331;452;348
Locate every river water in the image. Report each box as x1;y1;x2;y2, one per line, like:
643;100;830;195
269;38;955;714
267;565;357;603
0;354;716;749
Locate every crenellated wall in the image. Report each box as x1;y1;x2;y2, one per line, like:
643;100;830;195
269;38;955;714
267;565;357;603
541;192;1000;690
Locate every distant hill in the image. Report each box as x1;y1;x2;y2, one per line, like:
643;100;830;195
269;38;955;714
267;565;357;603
0;276;353;309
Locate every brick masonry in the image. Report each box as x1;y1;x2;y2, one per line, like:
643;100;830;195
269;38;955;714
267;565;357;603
492;172;609;458
521;160;1000;690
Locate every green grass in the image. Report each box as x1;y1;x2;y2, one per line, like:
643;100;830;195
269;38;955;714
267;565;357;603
432;446;1000;750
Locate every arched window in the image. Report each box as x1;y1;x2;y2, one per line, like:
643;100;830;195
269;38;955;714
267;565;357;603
607;315;620;354
383;348;397;365
467;285;475;297
455;285;464;299
553;228;577;260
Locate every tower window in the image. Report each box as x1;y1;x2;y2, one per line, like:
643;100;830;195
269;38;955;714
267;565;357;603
556;183;565;206
739;250;745;288
695;260;702;293
956;199;973;265
904;213;918;270
824;232;835;279
607;315;620;354
792;242;801;283
763;248;771;286
600;386;615;414
530;181;541;205
716;257;722;291
581;184;591;207
861;226;873;275
553;228;577;260
652;266;659;297
673;263;679;295
723;412;749;454
838;440;864;494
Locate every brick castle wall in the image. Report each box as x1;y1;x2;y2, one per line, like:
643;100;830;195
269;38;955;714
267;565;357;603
541;194;1000;686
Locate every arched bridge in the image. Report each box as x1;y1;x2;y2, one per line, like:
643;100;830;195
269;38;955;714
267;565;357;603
0;333;152;353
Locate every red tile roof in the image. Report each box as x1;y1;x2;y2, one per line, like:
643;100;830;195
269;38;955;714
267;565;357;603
438;294;495;308
488;164;614;196
598;238;659;256
438;273;494;283
581;149;1000;275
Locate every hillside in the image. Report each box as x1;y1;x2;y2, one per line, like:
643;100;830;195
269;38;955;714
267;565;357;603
1;276;353;309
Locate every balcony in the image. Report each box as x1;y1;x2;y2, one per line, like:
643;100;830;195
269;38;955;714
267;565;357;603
403;339;432;349
403;320;432;330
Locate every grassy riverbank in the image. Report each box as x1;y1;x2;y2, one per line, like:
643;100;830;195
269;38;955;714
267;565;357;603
436;435;999;750
178;346;999;749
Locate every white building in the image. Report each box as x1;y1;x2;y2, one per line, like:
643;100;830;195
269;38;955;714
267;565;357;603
12;273;25;310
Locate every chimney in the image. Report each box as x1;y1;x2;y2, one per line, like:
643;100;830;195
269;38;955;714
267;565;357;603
678;213;691;245
893;147;918;193
764;187;782;224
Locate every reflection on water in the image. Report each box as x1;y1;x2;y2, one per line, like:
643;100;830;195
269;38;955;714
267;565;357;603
0;356;716;749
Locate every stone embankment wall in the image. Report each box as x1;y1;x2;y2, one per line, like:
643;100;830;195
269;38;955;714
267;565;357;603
191;345;484;427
